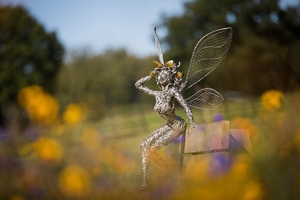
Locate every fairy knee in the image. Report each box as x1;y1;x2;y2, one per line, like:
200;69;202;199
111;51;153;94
140;139;149;149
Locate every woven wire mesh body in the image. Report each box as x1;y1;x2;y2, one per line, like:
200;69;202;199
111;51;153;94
135;27;232;190
135;75;194;190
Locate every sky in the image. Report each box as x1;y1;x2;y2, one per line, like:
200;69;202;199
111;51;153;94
2;0;187;58
2;0;300;58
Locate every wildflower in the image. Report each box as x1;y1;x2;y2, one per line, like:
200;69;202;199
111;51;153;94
183;155;209;183
58;165;91;197
34;137;62;162
241;180;264;200
63;103;83;124
210;153;232;176
229;155;250;181
261;90;284;111
18;85;59;124
214;113;223;122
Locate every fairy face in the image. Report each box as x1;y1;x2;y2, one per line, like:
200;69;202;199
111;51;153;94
157;67;172;86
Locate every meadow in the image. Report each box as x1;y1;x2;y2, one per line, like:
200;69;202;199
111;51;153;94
1;87;300;199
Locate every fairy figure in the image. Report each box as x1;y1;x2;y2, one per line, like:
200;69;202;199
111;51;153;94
135;26;232;190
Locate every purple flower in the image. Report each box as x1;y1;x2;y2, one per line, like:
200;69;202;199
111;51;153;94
210;153;232;176
214;113;223;122
171;135;185;143
0;127;9;141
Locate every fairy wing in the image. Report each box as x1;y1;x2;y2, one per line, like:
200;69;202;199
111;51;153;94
180;27;233;92
186;88;224;110
153;26;164;64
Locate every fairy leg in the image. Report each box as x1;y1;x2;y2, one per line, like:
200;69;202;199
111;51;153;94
140;147;150;190
139;119;186;190
139;124;171;190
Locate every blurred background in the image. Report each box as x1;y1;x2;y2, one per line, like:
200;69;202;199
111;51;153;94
0;0;300;199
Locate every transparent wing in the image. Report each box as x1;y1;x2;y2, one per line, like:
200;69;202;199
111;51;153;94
186;88;224;110
180;27;233;92
153;26;164;64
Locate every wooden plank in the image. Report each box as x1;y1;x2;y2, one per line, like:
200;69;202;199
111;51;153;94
184;121;230;154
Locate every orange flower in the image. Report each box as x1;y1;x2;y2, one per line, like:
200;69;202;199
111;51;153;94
63;103;83;124
18;85;58;124
241;180;264;200
58;165;91;197
34;137;62;162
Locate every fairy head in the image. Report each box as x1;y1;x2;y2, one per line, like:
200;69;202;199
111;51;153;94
151;60;183;88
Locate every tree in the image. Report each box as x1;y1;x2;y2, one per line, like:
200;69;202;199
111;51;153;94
160;0;300;95
0;5;64;125
56;49;156;120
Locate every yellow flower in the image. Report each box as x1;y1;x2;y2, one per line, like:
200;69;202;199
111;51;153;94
229;155;250;181
58;165;91;197
34;137;62;162
261;90;284;111
241;180;264;200
63;103;83;124
183;156;209;183
18;85;59;124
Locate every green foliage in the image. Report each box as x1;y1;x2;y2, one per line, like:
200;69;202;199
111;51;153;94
160;0;300;95
56;49;157;119
0;5;64;102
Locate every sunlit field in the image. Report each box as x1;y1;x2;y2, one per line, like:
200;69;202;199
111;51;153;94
1;86;300;199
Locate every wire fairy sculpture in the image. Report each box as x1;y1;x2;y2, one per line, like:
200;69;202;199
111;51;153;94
135;26;233;190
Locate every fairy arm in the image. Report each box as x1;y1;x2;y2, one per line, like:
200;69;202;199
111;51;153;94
174;90;196;127
135;75;157;96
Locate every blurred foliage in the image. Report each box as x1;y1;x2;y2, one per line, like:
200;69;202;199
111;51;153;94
160;0;300;95
56;49;158;120
0;5;64;126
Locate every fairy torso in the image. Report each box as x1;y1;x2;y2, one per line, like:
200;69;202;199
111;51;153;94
153;89;177;122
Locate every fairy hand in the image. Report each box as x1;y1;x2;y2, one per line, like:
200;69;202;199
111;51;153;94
149;70;157;78
190;121;197;129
